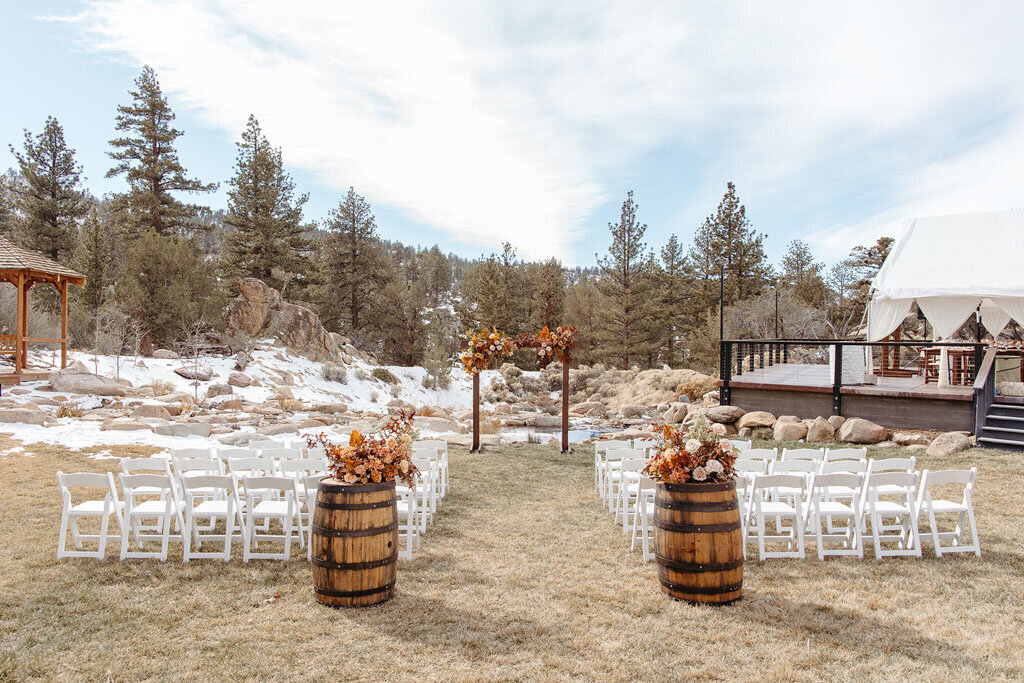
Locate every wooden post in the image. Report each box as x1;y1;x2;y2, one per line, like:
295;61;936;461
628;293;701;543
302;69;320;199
14;273;24;374
60;279;68;369
472;372;480;452
561;361;570;453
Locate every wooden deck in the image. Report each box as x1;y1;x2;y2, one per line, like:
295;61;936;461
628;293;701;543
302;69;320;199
725;363;975;432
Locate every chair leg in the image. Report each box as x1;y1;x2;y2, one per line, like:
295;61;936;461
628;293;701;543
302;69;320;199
927;505;942;558
57;510;70;559
98;512;110;559
183;514;193;563
967;505;981;557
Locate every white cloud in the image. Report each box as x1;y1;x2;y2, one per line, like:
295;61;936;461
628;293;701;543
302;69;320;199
66;1;1024;263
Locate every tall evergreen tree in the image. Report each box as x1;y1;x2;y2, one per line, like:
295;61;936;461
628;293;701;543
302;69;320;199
8;116;87;261
595;190;649;369
78;208;110;315
421;245;452;308
532;258;566;330
659;234;691;366
780;239;826;307
320;187;385;335
107;66;216;237
0;171;15;238
222;115;310;289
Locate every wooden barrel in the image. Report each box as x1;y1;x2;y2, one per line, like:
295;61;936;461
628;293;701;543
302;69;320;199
311;478;398;608
653;481;743;605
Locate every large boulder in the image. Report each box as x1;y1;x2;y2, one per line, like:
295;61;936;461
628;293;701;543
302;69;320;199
206;383;233;399
927;431;971;457
619;404;647;418
526;414;562;428
827;415;847;431
0;409;47;425
48;362;127;397
131;404;173;420
227;372;252;388
175;366;213;382
806;416;836;443
414;416;462;433
773;420;808;441
706;405;745;424
101;420;154;432
151;349;179;360
154;423;213;438
838;418;888;444
663;402;690;424
893;431;931;446
737;411;775;429
224;278;339;362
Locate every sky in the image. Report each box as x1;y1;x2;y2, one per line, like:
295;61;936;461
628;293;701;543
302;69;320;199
1;1;1022;266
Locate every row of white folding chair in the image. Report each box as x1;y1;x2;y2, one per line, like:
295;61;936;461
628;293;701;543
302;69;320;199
741;468;979;561
413;440;450;497
57;470;303;562
594;440;631;495
599;448;647;513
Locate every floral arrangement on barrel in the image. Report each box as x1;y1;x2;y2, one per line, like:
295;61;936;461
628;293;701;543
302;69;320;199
306;411;419;486
460;328;517;376
520;325;577;368
642;415;738;484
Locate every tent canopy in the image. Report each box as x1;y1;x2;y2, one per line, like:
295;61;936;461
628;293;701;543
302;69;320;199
867;209;1024;341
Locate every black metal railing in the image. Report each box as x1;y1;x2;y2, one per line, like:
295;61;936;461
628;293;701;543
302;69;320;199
719;338;987;416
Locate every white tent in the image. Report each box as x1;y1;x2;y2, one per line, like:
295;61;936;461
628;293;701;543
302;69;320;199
867;209;1024;343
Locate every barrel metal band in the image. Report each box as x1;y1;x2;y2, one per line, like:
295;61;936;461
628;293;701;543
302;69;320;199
312;522;397;537
659;578;743;595
315;498;396;511
654;520;741;533
655;553;744;572
314;582;396;599
656;499;738;512
311;553;397;571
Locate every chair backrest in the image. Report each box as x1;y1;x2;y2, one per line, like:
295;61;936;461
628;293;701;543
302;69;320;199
920;468;976;491
120;457;172;476
819;459;867;475
619;457;647;473
866;471;918;496
180;474;235;495
173;457;222;477
415;439;448;455
227;457;275;477
596;440;631;455
57;471;119;504
869;457;916;473
604;448;644;462
781;448;824;462
279;458;328;477
170;447;210;459
769;460;816;475
250;440;284;452
731;440;752;451
752;474;805;492
261;447;304;461
809;472;863;495
120;473;174;494
734;459;768;476
242;475;296;495
300;474;324;496
824;447;867;462
742;448;778;462
306;446;327;459
217;447;256;460
632;438;658;450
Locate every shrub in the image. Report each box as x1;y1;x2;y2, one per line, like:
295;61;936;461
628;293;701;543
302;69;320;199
56;402;85;418
677;377;719;402
322;363;348;383
355;369;370;382
372;367;399;385
149;379;175;396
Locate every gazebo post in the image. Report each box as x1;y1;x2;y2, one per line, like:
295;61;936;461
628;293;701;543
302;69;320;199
14;273;24;374
21;281;32;371
472;373;480;452
60;278;68;369
561;361;570;453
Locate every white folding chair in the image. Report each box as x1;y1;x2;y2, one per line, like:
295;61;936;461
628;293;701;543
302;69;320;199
261;447;304;463
605;448;644;513
595;440;631;495
250;439;284;452
616;457;648;532
56;472;124;559
781;447;824;462
917;468;980;558
411;456;439;526
170;447;210;459
804;473;864;559
415;440;449;497
412;446;446;503
747;474;806;560
226;457;276;479
241;476;300;561
734;460;767;536
865;471;922;559
120;458;174;530
823;447;867;463
630;477;656;562
396;484;418;560
731;440;752;452
181;475;245;562
280;460;327;536
119;473;181;561
741;448;778;464
216;447;256;461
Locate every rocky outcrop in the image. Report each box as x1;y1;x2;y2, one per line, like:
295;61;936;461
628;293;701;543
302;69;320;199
228;372;252;388
49;361;127;397
927;432;971;457
131;404;172;420
706;405;744;424
737;411;775;429
175;366;213;382
838;418;888;444
225;278;340;362
0;409;47;425
663;402;689;424
774;420;808;441
805;416;835;443
151;349;179;359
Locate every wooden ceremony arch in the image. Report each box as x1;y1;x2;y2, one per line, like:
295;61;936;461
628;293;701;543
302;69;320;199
0;236;85;384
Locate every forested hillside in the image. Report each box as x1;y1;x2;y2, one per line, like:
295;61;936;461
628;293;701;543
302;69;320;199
1;66;904;373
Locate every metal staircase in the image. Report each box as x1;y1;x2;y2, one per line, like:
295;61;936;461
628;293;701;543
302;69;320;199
975;347;1024;451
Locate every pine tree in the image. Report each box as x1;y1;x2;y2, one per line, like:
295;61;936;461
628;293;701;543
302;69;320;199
565;276;599;366
421;309;453;389
421;245;452;307
222;115;310;290
78;209;110;315
8;116;87;261
595;190;649;369
780;239;826;307
320;187;385;335
659;234;691;366
107;66;216;237
533;258;566;330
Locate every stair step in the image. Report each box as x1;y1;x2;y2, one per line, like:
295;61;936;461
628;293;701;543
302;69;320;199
992;401;1024;409
987;414;1024;422
977;436;1024;449
982;425;1024;436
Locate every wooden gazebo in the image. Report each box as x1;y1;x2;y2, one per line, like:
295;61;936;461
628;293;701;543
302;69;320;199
0;236;85;382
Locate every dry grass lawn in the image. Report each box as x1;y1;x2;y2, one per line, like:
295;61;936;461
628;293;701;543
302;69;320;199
1;433;1023;680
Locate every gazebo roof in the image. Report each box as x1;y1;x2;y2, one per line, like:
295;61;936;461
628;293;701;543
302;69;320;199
0;235;85;286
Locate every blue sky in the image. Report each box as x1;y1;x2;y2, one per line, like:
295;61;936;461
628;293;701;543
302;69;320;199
2;1;1023;266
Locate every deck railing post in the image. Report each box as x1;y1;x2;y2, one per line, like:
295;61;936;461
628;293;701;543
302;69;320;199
721;341;732;405
783;343;789;364
759;343;765;369
972;344;984;384
832;342;843;416
748;343;755;372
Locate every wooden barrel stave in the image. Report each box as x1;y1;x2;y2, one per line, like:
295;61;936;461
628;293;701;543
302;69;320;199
311;479;398;608
654;481;743;604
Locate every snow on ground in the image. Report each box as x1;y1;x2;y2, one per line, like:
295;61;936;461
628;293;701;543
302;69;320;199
0;345;510;453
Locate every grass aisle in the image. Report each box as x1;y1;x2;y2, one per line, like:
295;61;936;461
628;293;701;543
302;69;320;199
1;437;1023;679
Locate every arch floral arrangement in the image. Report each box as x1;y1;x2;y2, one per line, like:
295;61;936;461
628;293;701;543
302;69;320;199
460;328;518;376
306;411;418;486
642;415;738;484
520;325;577;368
